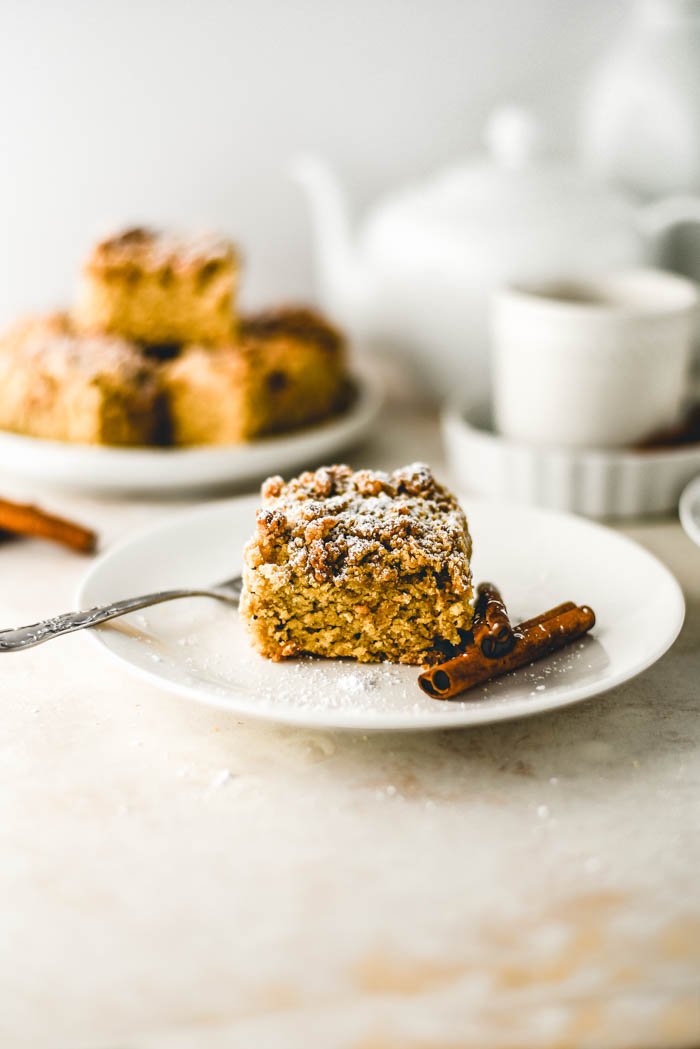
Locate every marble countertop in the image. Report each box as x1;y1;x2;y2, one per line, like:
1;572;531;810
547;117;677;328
1;408;699;1049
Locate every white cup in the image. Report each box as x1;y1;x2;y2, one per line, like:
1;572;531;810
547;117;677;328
492;269;698;448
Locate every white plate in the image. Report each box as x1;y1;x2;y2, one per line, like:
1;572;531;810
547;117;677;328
0;365;381;496
680;473;700;548
77;494;685;731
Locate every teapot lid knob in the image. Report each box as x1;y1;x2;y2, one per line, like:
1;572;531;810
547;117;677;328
484;106;543;169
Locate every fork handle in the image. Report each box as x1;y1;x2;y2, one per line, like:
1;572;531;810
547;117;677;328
0;588;228;652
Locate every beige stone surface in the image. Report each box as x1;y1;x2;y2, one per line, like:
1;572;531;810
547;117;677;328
0;408;698;1049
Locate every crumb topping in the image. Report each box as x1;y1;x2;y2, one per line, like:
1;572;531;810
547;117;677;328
89;226;239;274
0;313;156;385
240;306;344;356
246;463;472;588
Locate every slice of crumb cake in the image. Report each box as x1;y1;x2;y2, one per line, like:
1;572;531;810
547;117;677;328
0;313;163;445
240;463;474;665
161;306;350;445
237;306;351;436
74;227;240;346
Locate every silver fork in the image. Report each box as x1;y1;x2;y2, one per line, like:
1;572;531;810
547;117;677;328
0;574;243;652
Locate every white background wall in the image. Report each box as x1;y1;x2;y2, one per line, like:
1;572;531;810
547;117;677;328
0;0;626;321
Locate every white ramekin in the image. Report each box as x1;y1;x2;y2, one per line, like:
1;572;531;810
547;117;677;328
442;400;700;519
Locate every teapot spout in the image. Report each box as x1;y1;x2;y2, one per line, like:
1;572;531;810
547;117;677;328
290;154;364;323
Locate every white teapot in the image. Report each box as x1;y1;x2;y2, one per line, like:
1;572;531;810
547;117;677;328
293;108;700;399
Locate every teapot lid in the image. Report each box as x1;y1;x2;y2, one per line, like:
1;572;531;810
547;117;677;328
366;107;637;270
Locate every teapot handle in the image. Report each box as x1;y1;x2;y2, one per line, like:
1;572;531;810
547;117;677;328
637;195;700;239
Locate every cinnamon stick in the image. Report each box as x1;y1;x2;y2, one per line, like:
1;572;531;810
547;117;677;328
0;498;97;554
516;601;577;632
419;603;595;700
472;581;515;658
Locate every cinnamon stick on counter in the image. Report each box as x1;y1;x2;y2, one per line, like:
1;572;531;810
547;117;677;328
419;603;595;700
472;581;515;658
0;498;97;554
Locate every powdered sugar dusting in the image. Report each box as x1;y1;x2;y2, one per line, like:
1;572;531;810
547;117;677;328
246;462;473;587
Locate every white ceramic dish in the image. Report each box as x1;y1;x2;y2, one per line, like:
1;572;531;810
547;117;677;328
77;493;684;732
0;365;381;496
679;474;700;548
443;401;700;519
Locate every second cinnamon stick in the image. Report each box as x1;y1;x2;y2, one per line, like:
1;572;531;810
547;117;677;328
420;604;595;700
